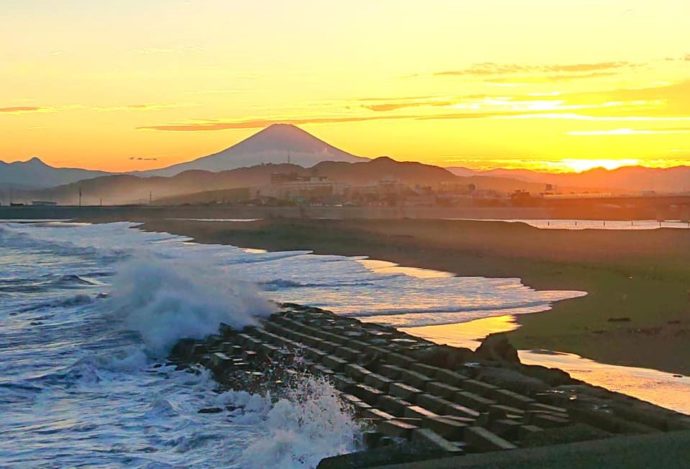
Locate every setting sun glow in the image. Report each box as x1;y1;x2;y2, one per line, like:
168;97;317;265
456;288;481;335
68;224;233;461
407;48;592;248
555;159;642;173
1;0;689;172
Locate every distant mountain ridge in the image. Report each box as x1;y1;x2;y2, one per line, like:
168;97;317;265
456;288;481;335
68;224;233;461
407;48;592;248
21;157;458;205
447;165;690;194
0;157;109;190
141;124;368;177
20;156;557;205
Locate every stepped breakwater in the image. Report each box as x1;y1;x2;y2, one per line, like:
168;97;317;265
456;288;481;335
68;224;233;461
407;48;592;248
171;303;690;467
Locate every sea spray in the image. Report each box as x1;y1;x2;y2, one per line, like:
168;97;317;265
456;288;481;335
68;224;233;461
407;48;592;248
107;255;275;355
237;375;363;468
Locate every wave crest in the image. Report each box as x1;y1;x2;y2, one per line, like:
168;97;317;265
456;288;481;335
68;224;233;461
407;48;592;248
107;255;275;355
239;375;362;468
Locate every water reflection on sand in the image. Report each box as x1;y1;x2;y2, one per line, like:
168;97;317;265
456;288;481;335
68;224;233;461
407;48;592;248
447;218;690;230
403;316;690;415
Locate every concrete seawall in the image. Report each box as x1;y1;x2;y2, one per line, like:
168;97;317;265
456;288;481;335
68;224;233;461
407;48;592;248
170;304;690;467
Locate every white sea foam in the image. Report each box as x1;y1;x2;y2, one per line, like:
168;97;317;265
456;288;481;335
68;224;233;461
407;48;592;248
237;375;362;468
107;255;276;355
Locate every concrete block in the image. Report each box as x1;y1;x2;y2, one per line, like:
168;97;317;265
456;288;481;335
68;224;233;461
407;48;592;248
492;389;536;409
210;352;232;369
341;393;365;405
464;426;517;452
333;374;357;392
352;384;385;404
463;379;499;396
222;343;243;356
528;402;568;416
312;364;335;376
411;428;463;453
378;419;418;439
411;363;443;377
528;412;570;428
386;352;416;368
489;404;525;420
304;347;327;361
257;342;279;357
490;418;522;440
415;394;479;420
425;381;461;399
443;401;482;420
424;416;468;441
416;394;449;414
363;408;396;421
390;382;423;401
378;364;405;379
344;363;371;381
378;395;412;416
404;405;438;420
322;355;348;371
364;373;393;392
364;345;390;357
322;332;348;346
454;391;496;411
235;333;253;347
335;346;360;361
341;394;372;416
434;368;468;386
320;340;342;352
399;369;434;389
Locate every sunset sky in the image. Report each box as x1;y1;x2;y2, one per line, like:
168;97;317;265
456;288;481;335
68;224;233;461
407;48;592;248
1;0;689;172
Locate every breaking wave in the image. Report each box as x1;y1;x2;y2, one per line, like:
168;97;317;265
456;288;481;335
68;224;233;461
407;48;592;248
106;255;276;355
236;375;362;468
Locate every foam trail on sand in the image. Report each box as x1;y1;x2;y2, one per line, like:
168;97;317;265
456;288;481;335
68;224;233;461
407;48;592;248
107;255;276;355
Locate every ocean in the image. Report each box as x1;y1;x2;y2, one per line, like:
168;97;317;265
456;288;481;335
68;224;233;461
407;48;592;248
0;221;583;467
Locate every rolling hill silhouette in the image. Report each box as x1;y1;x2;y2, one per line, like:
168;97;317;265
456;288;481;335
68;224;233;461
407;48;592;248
0;157;108;190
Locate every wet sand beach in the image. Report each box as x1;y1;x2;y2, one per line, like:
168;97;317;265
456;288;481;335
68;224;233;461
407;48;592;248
125;216;690;377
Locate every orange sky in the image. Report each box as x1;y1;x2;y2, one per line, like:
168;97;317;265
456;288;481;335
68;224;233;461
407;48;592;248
1;0;689;173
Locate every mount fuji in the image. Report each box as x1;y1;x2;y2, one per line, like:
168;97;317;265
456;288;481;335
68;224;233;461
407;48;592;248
141;124;368;177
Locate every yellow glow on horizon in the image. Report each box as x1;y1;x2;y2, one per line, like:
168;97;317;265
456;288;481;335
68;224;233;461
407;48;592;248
555;159;641;173
1;0;689;172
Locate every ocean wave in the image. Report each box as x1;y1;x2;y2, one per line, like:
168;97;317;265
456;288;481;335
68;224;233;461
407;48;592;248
22;293;94;311
1;275;102;294
236;375;362;468
106;255;276;356
260;279;376;290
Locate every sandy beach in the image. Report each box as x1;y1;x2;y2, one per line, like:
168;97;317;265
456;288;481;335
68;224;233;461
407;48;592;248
120;215;690;376
4;206;689;374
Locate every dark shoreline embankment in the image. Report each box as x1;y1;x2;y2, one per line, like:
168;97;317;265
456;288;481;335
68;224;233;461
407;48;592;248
170;303;690;467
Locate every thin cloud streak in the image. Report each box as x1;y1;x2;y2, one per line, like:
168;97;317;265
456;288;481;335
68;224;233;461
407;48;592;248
363;100;452;112
138;109;552;131
502;113;690;121
435;61;633;77
0;106;43;113
569;128;690;136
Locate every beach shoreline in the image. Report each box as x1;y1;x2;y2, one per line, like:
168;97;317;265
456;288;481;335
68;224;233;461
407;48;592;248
121;216;690;377
3;207;689;376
